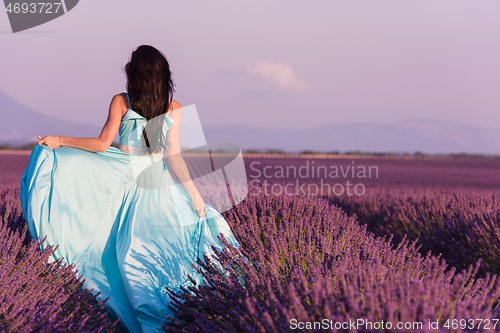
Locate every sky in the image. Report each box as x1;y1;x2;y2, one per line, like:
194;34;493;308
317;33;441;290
1;0;500;131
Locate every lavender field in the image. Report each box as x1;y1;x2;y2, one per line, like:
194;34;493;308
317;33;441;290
1;151;500;332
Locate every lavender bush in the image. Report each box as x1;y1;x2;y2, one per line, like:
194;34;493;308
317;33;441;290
0;187;120;332
327;190;500;278
163;191;500;333
0;187;30;244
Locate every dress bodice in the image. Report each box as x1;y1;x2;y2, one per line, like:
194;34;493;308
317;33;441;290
119;93;174;155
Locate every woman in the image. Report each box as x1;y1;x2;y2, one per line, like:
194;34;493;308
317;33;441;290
20;45;241;333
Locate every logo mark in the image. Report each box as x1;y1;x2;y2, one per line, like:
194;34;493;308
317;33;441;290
125;104;249;215
3;0;79;33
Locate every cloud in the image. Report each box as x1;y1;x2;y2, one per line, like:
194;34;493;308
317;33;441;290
242;59;307;92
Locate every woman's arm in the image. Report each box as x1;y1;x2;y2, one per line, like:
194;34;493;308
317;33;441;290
166;102;206;217
37;94;125;152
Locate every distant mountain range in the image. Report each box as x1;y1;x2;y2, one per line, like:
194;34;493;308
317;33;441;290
203;120;500;155
1;89;500;154
0;90;101;144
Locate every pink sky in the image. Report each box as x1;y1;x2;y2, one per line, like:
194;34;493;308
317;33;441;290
1;0;499;130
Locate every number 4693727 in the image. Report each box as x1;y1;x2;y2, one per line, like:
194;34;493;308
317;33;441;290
6;3;62;14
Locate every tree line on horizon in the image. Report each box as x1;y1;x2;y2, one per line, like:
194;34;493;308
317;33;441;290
0;142;498;158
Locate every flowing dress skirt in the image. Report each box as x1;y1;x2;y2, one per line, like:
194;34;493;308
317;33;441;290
20;144;240;333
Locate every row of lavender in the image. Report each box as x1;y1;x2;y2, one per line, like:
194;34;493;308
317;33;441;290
0;188;120;332
327;190;500;279
163;189;500;332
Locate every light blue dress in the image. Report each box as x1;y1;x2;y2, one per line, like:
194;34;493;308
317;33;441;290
20;94;241;333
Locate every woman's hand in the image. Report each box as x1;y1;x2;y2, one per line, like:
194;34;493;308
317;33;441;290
37;135;62;149
189;190;206;218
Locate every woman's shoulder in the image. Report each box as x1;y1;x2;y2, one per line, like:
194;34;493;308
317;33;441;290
112;93;128;103
110;93;129;117
169;99;181;110
167;99;181;116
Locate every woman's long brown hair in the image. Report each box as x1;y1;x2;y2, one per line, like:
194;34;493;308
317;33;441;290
124;45;176;154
